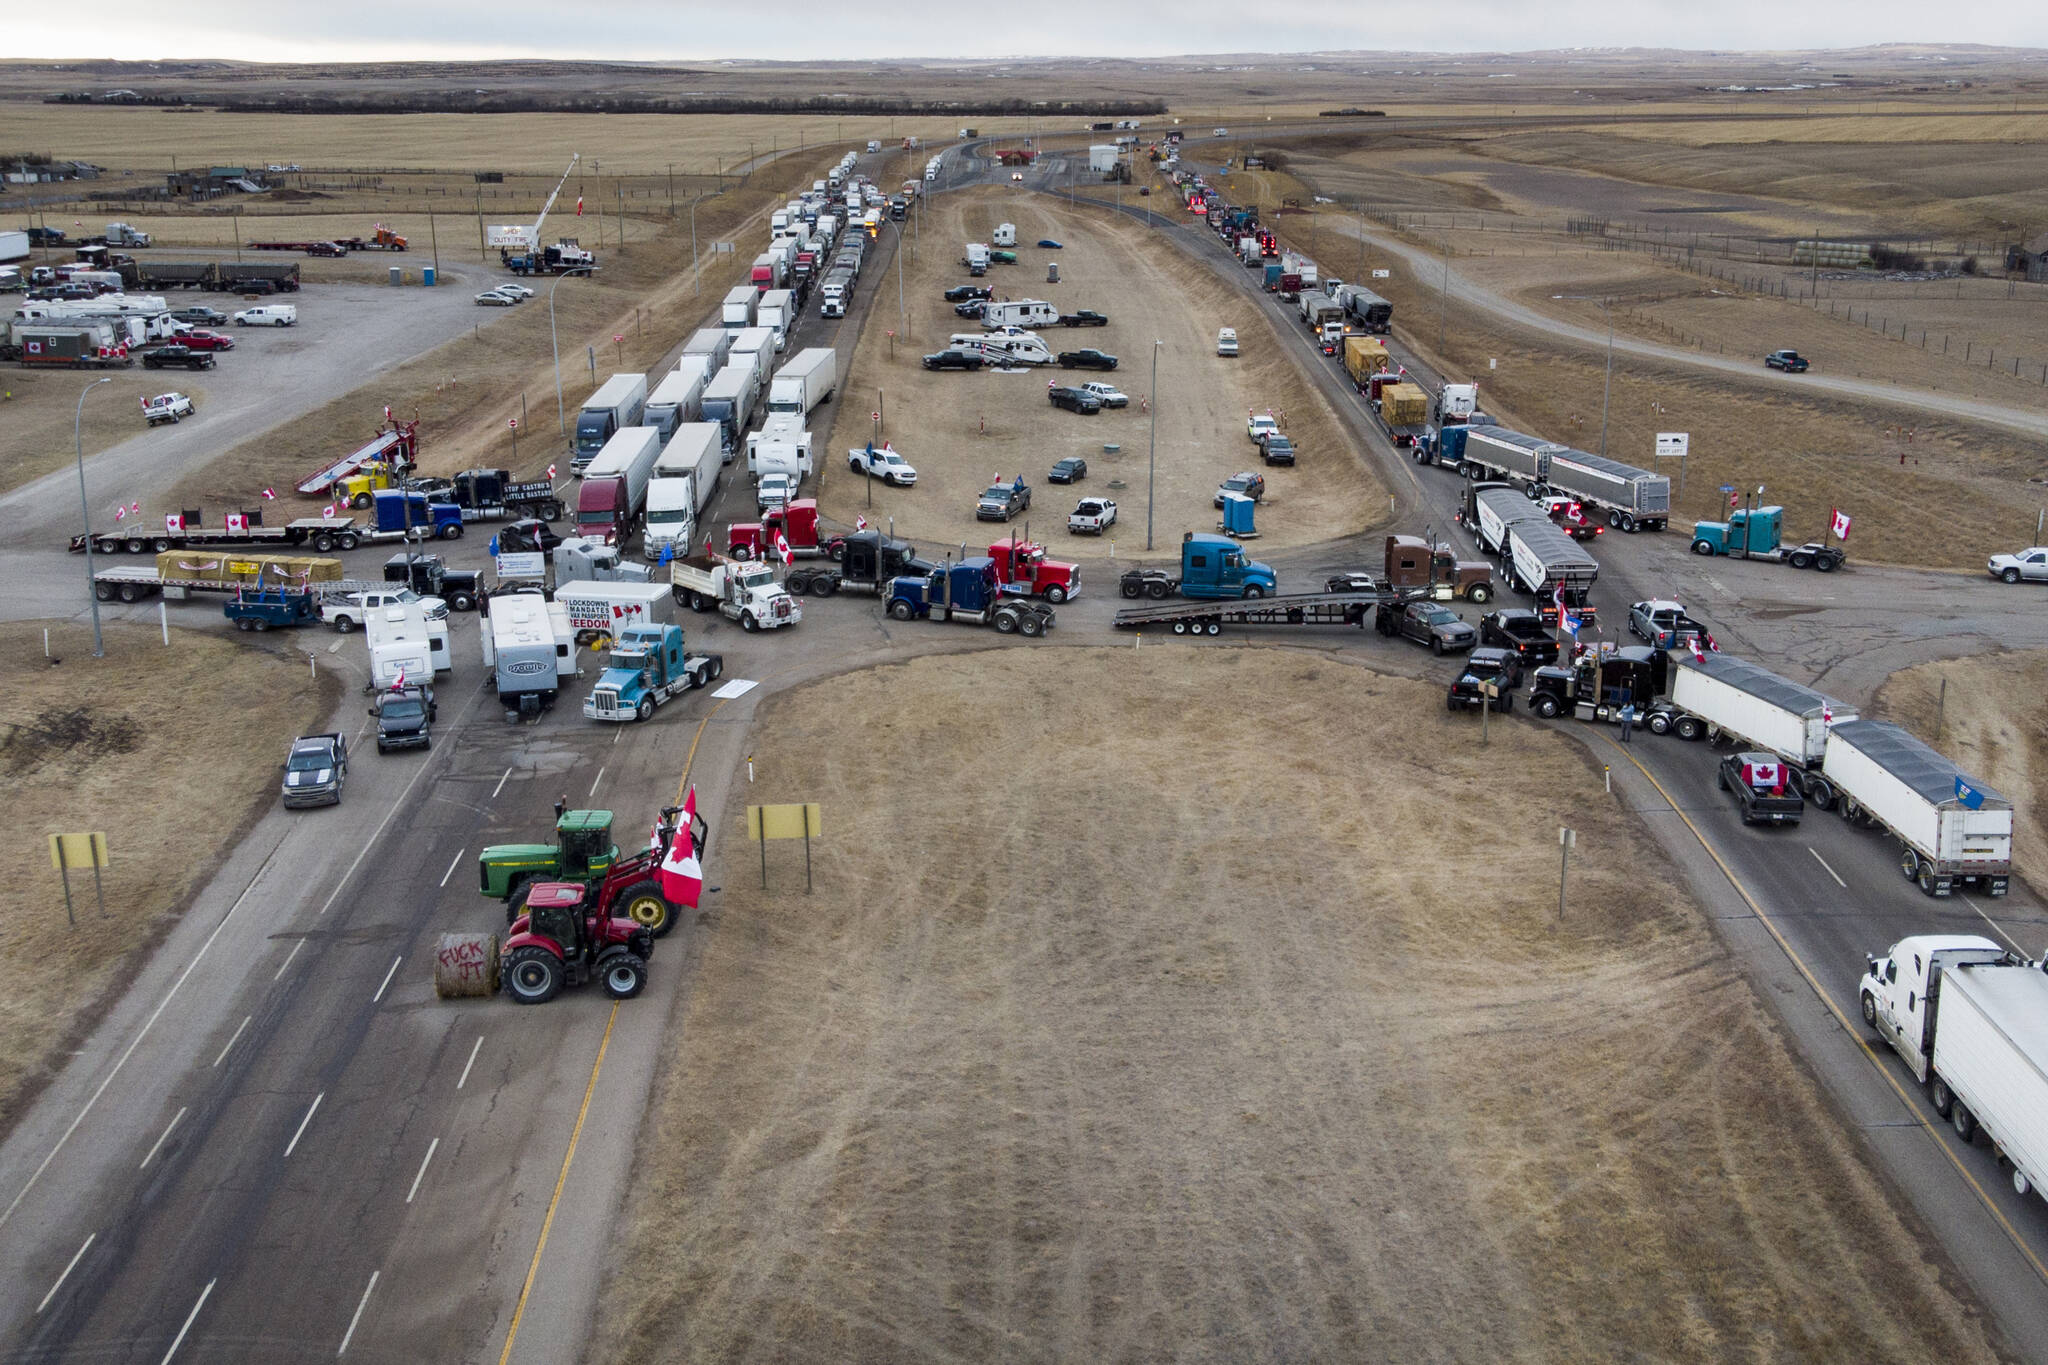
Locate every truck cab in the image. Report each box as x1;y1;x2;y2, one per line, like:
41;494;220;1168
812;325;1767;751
1860;936;2009;1082
1691;506;1782;558
986;539;1080;603
582;624;723;722
1179;532;1275;600
371;488;463;541
1383;534;1493;603
1526;644;1667;721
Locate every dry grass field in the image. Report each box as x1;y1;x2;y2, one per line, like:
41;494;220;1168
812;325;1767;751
812;186;1387;555
0;620;333;1134
595;647;2002;1364
1880;649;2048;892
1;371;215;498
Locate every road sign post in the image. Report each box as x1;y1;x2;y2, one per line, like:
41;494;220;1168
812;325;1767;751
1655;431;1691;501
1557;826;1575;923
47;831;109;925
746;803;824;892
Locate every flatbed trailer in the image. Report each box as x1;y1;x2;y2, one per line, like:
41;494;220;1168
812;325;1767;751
70;516;361;556
295;422;418;496
90;566;266;602
1113;589;1386;634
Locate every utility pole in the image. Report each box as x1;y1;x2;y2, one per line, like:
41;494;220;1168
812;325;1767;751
1438;233;1450;356
1598;301;1615;458
1146;341;1161;551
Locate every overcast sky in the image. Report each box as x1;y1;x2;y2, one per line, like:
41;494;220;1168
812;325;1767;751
12;3;2046;62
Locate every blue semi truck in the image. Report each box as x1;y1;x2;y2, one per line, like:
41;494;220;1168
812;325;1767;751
885;558;1057;637
1117;532;1277;601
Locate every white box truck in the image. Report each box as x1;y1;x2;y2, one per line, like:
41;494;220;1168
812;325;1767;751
1862;936;2048;1198
643;357;713;443
681;327;731;372
554;580;672;644
767;347;837;418
756;288;796;352
572;373;647;471
728;326;775;391
1823;720;2013;896
699;363;762;458
1650;653;1856;785
746;414;814;481
721;285;756;331
643;423;721;561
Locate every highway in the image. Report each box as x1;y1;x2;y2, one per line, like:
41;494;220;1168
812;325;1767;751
3;136;2048;1363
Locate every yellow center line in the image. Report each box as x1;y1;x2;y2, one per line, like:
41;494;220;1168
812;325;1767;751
1603;735;2048;1287
495;1001;619;1365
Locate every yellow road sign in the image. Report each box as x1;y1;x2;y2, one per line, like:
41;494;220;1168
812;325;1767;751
47;832;109;870
746;803;822;840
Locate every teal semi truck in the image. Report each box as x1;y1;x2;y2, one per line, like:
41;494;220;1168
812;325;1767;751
1117;531;1277;601
581;624;724;723
1689;505;1846;571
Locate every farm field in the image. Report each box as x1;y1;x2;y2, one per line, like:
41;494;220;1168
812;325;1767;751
813;186;1386;555
595;647;2003;1364
0;620;332;1134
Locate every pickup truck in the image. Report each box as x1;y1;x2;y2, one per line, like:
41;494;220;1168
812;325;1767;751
323;587;447;633
1377;600;1477;655
1069;498;1117;534
143;393;195;426
143;345;215;371
1718;752;1804;826
280;733;347;808
846;444;918;486
1247;413;1279;445
1628;599;1709;651
1478;608;1560;666
369;684;436;752
977;483;1032;522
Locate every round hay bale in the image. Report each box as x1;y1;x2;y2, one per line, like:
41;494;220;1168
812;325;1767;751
434;932;500;999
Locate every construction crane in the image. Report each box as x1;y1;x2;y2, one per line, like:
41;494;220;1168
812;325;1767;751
487;154;582;253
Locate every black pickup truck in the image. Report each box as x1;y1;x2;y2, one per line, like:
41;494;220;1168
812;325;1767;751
1719;752;1804;826
370;685;437;753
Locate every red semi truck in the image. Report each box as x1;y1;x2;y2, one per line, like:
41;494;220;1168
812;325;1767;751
986;539;1081;603
728;499;846;562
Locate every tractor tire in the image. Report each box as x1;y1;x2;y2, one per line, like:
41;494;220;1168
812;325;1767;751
637;698;654;722
994;611;1020;634
451;590;477;612
505;876;539;922
504;947;564;1004
1691;540;1715;556
440;522;463;540
615;878;675;937
741;612;759;632
600;952;649;1000
1533;695;1560;719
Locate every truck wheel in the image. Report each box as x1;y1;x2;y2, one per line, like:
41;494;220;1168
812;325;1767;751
352;492;373;510
1466;583;1491;604
1204;620;1222;636
1717;768;1729;791
1431;637;1445;656
817;577;839;597
1860;992;1878;1030
994;612;1020;634
451;590;476;612
1646;712;1671;736
119;583;143;603
333;615;356;633
2017;1168;2034;1198
1044;585;1067;604
731;545;753;561
1899;848;1920;881
888;600;914;621
616;879;674;937
338;533;360;550
1815;555;1837;573
1953;1100;1977;1143
1242;585;1265;599
685;591;708;612
122;537;144;554
1931;1076;1954;1118
1788;552;1812;569
1805;780;1833;812
440;523;463;540
1608;510;1624;529
1691;540;1715;556
95;582;116;602
235;618;252;631
1020;616;1045;638
637;698;654;722
1918;866;1937;896
503;947;564;1004
741;613;759;632
153;536;173;553
251;618;270;632
1145;581;1169;600
600;952;649;1000
1674;717;1705;741
827;541;846;562
707;656;723;681
1121;581;1141;599
542;501;564;522
1534;695;1559;719
1171;620;1189;635
312;532;335;553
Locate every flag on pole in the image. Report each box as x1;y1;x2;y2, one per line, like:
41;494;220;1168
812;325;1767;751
575;196;585;216
261;487;277;500
1830;508;1852;541
322;503;338;519
1688;635;1705;662
391;667;406;691
114;505;126;522
1821;702;1835;728
659;788;703;907
130;501;140;515
855;515;868;531
775;529;794;566
383;405;392;421
546;463;558;480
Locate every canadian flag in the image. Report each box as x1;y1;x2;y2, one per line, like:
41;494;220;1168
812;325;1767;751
390;667;406;691
575;196;585;216
1822;703;1835;728
261;487;277;500
1830;508;1852;541
114;506;127;522
546;464;558;480
855;515;868;531
225;513;248;532
775;529;794;566
659;787;703;907
1747;760;1783;791
1688;635;1705;662
383;405;392;421
322;503;338;519
165;513;184;533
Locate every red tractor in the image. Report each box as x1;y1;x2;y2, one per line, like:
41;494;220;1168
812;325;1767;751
502;881;655;1004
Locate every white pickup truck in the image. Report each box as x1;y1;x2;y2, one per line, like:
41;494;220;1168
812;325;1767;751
669;554;802;632
846;444;918;486
143;392;195;427
322;587;447;633
1068;497;1118;535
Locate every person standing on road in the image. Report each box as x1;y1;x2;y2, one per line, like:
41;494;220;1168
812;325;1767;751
1618;702;1636;744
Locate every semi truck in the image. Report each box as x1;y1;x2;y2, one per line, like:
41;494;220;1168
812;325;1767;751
1647;651;1856;782
700;362;763;456
1823;721;2012;897
1341;286;1393;334
574;426;663;548
681;326;731;372
1117;532;1276;601
93;551;344;603
1465;483;1550;556
781;530;935;597
767;347;837;419
669;555;803;631
1861;936;2048;1198
642;357;713;443
581;624;724;722
480;592;575;714
216;260;300;293
1443;425;1669;532
756;288;795;351
71;512;361;556
1501;516;1598;603
721;284;756;330
365;488;465;542
573;373;648;471
886;558;1056;636
728;500;842;562
642;423;721;561
410;468;563;523
1689;505;1847;570
986;539;1080;602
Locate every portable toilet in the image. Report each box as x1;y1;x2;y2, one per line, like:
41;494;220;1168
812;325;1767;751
1221;492;1257;537
388;266;403;286
1047;262;1060;284
421;265;436;287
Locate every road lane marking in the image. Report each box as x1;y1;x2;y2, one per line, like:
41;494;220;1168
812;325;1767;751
1959;893;2029;956
283;1092;324;1158
405;1138;440;1204
496;1004;619;1365
211;1016;251;1068
1605;735;2048;1291
371;955;403;1004
457;1036;483;1090
139;1107;187;1171
337;1271;379;1356
160;1278;215;1364
491;767;513;800
439;850;466;887
316;735;452;917
587;764;606;801
272;939;305;980
1808;847;1847;888
36;1233;94;1314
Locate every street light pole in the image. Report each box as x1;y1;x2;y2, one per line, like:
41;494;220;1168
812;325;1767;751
1599;301;1615;458
549;265;594;446
1147;340;1161;552
75;376;112;658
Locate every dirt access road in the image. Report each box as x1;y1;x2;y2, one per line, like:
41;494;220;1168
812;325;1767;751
596;647;2002;1364
813;185;1386;556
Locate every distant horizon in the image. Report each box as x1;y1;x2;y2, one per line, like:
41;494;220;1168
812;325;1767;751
8;6;2048;67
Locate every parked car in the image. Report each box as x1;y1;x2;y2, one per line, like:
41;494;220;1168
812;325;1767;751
178;330;235;352
757;472;798;512
1764;349;1809;373
370;685;436;753
1718;752;1805;826
922;349;983;371
1478;608;1560;666
1049;386;1101;415
953;300;987;318
475;289;519;306
1213;471;1265;508
142;392;195;426
1988;547;2048;584
280;733;347;808
846;445;918;486
143;344;215;371
170;306;229;327
1069;497;1117;534
1037;239;1064;249
1048;457;1089;484
494;282;535;298
1057;349;1118;371
1258;433;1296;466
1379;600;1476;655
1247;413;1279;444
977;483;1032;521
1078;381;1128;408
944;284;993;302
1059;310;1108;327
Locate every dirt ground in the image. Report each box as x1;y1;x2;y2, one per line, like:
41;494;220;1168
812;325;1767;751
0;619;334;1134
0;370;215;498
1880;648;2048;892
595;647;2001;1364
812;186;1387;558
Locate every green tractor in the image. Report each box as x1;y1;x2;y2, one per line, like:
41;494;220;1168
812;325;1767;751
477;802;691;937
